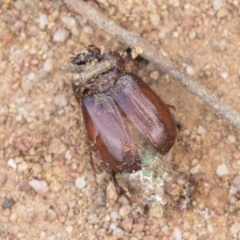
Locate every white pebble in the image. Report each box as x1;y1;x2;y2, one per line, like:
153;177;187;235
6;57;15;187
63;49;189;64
228;135;236;143
186;65;195;76
75;176;86;189
113;227;124;237
44;154;52;163
7;159;17;170
158;29;166;39
197;126;206;136
29;48;36;54
173;31;179;38
53;28;69;42
40;231;46;238
17;162;28;172
43;58;53;72
110;211;118;220
150;71;159;80
83;26;93;34
189;31;196;39
173;227;182;240
229;186;238;195
61;16;76;27
190;164;200;174
29;179;49;193
65;225;73;234
230;223;240;235
28;72;35;81
221;71;228;79
0;106;9;115
41;43;49;53
109;223;116;230
65;150;72;160
162;225;169;232
213;0;222;10
39;14;48;30
119;205;132;217
53;95;67;107
216;163;229;176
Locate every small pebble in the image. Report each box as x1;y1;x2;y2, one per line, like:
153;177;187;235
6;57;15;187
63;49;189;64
189;31;196;39
149;13;160;26
190;164;200;174
186;66;194;76
27;72;35;80
32;163;42;174
65;150;72;160
7;159;17;170
221;71;228;80
149;202;163;218
119;205;132;217
106;182;118;205
158;29;165;39
17;161;28;172
217;8;228;18
134;221;145;232
109;223;116;230
121;218;133;232
228;135;236;143
29;179;49;193
230;223;240;235
232;175;240;191
75;176;86;189
197;126;206;136
18;179;32;192
2;198;16;209
39;14;48;30
173;227;182;240
82;26;93;34
229;186;238;195
216;163;229;176
53;28;69;42
150;71;159;80
43;58;53;72
65;225;73;234
0;174;8;188
112;227;124;237
44;154;52;163
61;16;76;27
212;39;227;52
14;128;42;152
110;211;119;220
213;0;222;10
53;95;67;107
50;180;62;192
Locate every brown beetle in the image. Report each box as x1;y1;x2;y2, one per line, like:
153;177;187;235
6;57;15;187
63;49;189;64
68;46;177;173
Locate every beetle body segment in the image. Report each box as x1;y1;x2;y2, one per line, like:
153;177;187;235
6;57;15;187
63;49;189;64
82;93;141;173
111;73;177;155
71;46;177;173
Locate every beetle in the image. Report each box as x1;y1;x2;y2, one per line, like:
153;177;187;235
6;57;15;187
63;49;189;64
67;45;177;173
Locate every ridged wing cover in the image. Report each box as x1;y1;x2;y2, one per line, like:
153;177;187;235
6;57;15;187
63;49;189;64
111;73;177;155
82;93;141;173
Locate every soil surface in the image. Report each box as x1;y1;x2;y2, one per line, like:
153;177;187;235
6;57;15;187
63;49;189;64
0;0;240;239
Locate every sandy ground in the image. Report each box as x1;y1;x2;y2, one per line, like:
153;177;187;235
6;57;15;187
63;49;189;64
0;0;240;239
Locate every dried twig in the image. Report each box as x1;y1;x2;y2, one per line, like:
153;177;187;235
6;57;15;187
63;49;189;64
61;60;114;74
63;0;240;130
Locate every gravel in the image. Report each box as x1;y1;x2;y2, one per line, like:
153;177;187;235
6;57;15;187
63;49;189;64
0;0;239;239
53;28;70;42
75;176;86;189
216;163;230;176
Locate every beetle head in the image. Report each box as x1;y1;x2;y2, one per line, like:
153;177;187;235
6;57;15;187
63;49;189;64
71;45;101;65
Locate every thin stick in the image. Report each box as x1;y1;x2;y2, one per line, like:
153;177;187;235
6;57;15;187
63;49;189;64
61;60;114;74
63;0;240;131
